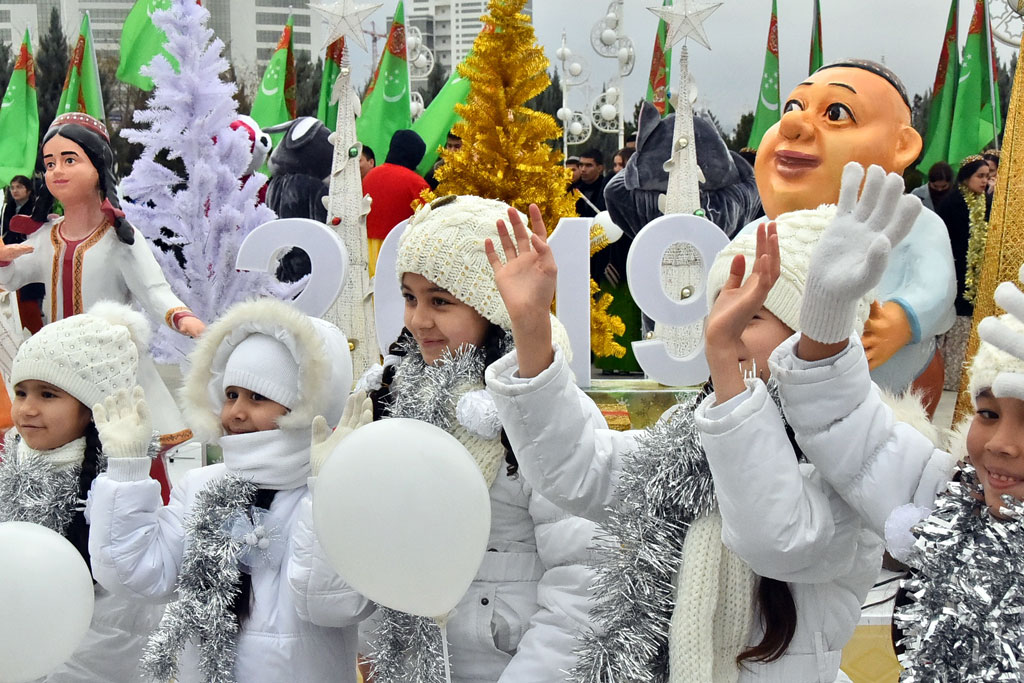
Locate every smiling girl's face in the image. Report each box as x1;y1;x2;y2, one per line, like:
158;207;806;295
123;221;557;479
42;134;100;207
401;272;491;364
12;380;92;451
968;390;1024;517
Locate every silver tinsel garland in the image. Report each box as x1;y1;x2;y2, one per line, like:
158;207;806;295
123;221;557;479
0;436;85;532
368;338;510;682
572;380;784;683
140;473;257;683
896;464;1024;682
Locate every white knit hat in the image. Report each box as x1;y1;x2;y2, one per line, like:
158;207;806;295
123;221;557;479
706;206;873;336
222;333;301;409
10;301;149;410
968;276;1024;405
397;195;573;359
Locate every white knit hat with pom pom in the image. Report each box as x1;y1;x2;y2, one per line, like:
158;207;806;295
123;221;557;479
11;300;149;409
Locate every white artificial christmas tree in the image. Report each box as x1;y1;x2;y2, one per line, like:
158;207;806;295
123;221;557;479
120;0;290;362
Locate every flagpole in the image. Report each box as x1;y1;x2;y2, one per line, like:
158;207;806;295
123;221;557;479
984;0;1001;150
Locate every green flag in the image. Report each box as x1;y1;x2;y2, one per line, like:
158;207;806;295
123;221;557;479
808;0;823;75
919;0;959;173
0;30;39;187
116;0;177;91
317;37;346;131
251;15;297;133
356;1;411;163
747;0;779;150
412;62;471;175
646;0;673;116
949;0;1002;164
56;13;105;120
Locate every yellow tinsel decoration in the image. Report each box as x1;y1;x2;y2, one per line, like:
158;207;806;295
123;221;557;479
955;30;1024;421
961;186;990;305
591;279;627;359
434;0;577;233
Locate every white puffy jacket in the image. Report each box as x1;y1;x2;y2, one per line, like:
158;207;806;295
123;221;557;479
291;432;602;682
769;334;958;540
88;463;373;683
488;347;883;682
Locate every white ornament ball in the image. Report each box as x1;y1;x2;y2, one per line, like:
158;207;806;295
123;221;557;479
604;87;619;104
407;36;420;51
555;46;571;61
605;13;619;29
557;107;571;122
601;28;617;46
569;62;583;77
411;101;423;117
618;47;631;64
414;53;428;69
569;121;584;136
600;103;617;121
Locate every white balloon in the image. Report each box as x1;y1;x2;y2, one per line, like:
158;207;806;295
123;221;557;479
600;103;617;121
569;121;584;136
313;419;491;619
601;28;617;45
0;522;94;683
568;62;583;77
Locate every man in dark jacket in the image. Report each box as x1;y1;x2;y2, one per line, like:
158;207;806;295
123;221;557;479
572;149;607;217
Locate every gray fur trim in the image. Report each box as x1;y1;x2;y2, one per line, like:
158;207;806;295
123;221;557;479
140;474;257;683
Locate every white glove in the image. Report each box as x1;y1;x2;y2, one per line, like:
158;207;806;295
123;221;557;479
310;390;373;477
978;267;1024;400
799;162;922;343
93;386;152;459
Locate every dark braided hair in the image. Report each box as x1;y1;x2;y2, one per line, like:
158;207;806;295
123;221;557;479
78;420;103;502
36;124;135;244
230;488;279;624
369;324;521;476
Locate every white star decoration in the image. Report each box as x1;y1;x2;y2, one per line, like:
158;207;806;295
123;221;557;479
649;0;723;51
311;0;383;53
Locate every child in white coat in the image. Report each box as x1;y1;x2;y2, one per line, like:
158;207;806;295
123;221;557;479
766;169;1024;678
0;302;163;682
485;165;926;682
299;195;601;683
87;299;372;683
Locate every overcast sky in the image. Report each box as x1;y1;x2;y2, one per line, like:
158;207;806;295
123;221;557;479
345;1;1021;134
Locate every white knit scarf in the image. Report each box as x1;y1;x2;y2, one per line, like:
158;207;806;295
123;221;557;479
220;429;311;490
18;434;88;470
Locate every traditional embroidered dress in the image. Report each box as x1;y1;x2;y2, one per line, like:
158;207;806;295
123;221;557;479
0;218;192;450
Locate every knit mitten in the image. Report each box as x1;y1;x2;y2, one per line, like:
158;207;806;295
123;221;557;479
800;162;921;343
94;386;153;481
310;391;372;477
979;272;1024;401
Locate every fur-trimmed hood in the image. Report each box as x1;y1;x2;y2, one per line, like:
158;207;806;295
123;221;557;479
879;387;945;450
180;299;352;442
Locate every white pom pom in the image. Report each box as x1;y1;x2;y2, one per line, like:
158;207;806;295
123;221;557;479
885;503;932;564
85;300;152;352
456;389;502;440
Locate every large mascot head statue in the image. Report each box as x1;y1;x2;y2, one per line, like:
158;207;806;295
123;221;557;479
755;59;923;219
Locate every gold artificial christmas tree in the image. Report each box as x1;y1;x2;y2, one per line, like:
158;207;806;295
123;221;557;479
435;0;576;231
955;31;1024;421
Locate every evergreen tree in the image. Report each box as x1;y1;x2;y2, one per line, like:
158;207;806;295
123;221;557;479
437;0;576;229
35;7;68;137
728;111;755;151
295;50;321;117
119;0;289;362
0;39;14;98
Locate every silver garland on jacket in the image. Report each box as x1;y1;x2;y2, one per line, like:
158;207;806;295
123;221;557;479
368;335;509;683
572;379;784;683
140;474;258;683
0;435;86;532
895;464;1024;682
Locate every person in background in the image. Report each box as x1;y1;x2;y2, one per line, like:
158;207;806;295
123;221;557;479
425;130;463;190
359;145;375;180
984;149;1000;196
572;148;607;217
565;156;581;185
625;131;637;150
612;147;635;173
0;175;43;333
910;161;953;213
362;129;429;277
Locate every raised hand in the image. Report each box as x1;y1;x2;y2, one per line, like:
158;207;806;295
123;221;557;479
93;386;152;459
800;162;921;345
705;221;780;401
310;390;373;477
485;203;556;377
